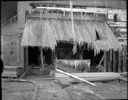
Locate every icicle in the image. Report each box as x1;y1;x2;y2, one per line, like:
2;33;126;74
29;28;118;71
83;13;85;20
81;12;83;19
87;43;89;49
63;11;65;17
95;49;97;55
73;43;77;54
70;1;77;54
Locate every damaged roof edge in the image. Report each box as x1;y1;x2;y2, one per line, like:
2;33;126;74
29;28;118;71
21;19;122;53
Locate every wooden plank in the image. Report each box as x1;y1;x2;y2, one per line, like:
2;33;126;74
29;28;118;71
57;77;121;82
26;47;28;70
125;46;127;72
16;38;19;65
70;1;75;40
120;51;123;72
27;12;105;21
36;6;108;14
118;50;121;72
55;72;121;78
24;47;28;70
123;46;127;72
119;77;127;82
113;51;116;72
122;46;125;72
107;50;111;72
56;68;95;86
111;50;114;72
40;47;44;72
115;51;118;72
106;51;109;72
3;66;20;71
2;66;23;77
109;25;126;28
110;49;113;72
20;38;24;68
55;72;121;82
4;65;21;69
2;71;17;78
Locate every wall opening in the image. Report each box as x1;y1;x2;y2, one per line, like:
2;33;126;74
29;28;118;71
28;46;41;67
26;46;54;77
43;48;53;65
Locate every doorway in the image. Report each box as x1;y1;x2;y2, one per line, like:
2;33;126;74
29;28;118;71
25;46;54;77
28;46;41;67
43;48;53;65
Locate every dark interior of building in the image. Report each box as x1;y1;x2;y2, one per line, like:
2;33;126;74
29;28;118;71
28;46;53;67
28;46;41;66
26;41;104;73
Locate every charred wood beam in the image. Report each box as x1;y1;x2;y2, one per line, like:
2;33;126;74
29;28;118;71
26;11;106;21
29;0;126;9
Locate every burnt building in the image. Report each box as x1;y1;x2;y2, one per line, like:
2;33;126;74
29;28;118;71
1;0;126;78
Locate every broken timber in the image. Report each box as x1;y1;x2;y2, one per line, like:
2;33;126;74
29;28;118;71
56;68;95;86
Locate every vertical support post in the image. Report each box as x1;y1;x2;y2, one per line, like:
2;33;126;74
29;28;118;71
104;51;107;72
123;46;126;72
40;47;44;71
70;1;75;39
113;50;115;72
17;37;19;65
70;1;77;68
53;49;57;79
110;49;113;72
107;50;111;72
109;49;113;72
125;46;127;72
39;8;44;72
80;45;83;61
20;38;24;68
111;49;114;72
118;50;121;72
24;47;28;70
81;48;83;60
26;46;28;70
113;50;118;72
120;50;123;72
52;50;56;67
115;51;118;72
1;36;3;60
106;51;108;72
